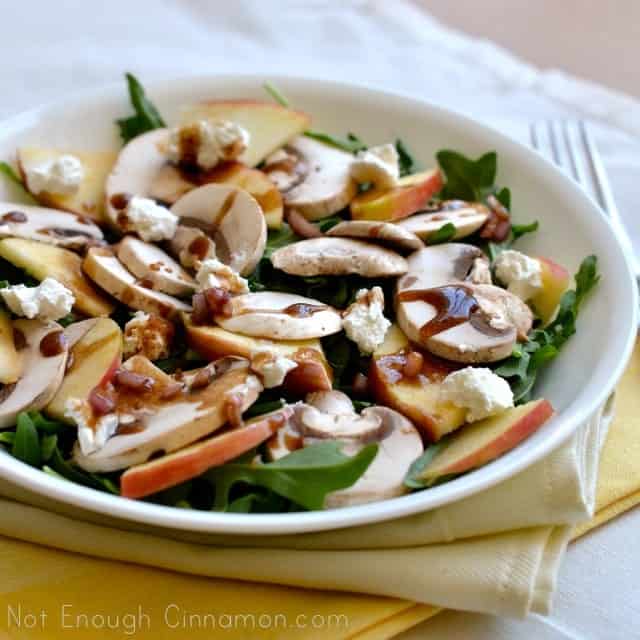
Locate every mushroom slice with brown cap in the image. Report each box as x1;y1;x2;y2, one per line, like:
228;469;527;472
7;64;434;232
326;220;423;253
171;184;266;276
104;128;169;229
168;225;217;269
397;201;489;242
116;236;196;297
271;237;408;278
0;319;68;428
324;406;423;508
0;203;103;250
295;404;387;442
264;136;357;220
395;245;522;363
215;292;342;340
73;356;263;472
83;247;191;319
305;389;356;415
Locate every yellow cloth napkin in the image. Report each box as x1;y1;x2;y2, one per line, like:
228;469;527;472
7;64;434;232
0;338;638;639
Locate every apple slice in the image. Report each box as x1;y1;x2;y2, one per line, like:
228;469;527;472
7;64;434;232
179;101;311;167
368;324;467;441
0;238;115;317
120;406;293;498
18;148;117;223
530;257;571;325
0;310;22;384
416;399;554;484
183;315;332;394
350;169;443;221
45;318;123;422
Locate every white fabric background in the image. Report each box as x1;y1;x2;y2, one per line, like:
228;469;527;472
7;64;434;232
1;1;639;637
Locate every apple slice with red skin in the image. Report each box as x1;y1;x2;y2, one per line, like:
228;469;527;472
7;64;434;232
415;399;554;485
530;257;571;326
45;318;123;422
350;169;443;222
120;406;293;499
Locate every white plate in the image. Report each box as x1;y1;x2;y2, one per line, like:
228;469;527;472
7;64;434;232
0;75;636;535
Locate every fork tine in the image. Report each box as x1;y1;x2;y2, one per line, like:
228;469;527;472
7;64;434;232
549;120;574;180
563;121;594;196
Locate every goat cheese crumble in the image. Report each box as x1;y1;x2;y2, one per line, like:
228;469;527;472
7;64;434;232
350;143;399;189
167;119;250;170
123;310;174;361
494;250;542;301
440;367;514;422
250;348;298;388
26;154;84;195
126;197;178;242
342;286;391;354
64;398;119;456
0;277;74;321
195;258;249;294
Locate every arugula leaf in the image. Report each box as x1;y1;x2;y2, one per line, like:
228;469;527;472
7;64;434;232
304;130;367;154
40;434;58;462
437;150;497;202
0;432;16;446
115;73;166;145
28;411;69;434
396;139;417;177
207;441;378;511
48;447;119;494
487;220;539;261
263;82;290;107
0;162;25;189
404;441;447;489
426;222;456;245
495;255;599;402
12;413;41;467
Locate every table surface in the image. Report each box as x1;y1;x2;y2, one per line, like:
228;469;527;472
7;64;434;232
2;1;639;638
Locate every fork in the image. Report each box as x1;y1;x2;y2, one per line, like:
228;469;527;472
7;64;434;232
529;120;638;276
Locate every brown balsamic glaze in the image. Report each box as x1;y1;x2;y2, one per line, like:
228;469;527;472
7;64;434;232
39;330;67;357
2;211;27;223
283;303;327;318
110;192;131;210
224;393;244;429
116;422;145;436
13;328;26;350
284;433;304;451
188;235;211;261
40;227;95;240
397;285;479;339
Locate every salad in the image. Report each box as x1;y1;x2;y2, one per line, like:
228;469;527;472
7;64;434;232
0;75;598;513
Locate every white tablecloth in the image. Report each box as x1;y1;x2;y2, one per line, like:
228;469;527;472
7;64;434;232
2;1;639;637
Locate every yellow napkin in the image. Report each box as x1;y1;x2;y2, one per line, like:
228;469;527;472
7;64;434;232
0;339;638;639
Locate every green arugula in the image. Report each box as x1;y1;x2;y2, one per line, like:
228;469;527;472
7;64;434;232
0;161;35;201
404;440;447;489
263;82;290;107
116;73;166;145
487;220;540;261
426;222;456;245
304;131;367;154
437;150;498;202
396;139;417;177
495;255;599;402
11;413;41;467
207;441;378;511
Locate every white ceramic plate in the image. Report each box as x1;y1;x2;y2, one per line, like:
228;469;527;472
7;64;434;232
0;75;636;535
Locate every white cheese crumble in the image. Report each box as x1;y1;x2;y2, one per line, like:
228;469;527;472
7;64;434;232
26;154;84;196
126;197;178;242
123;310;173;361
494;250;542;301
250;349;298;388
64;397;119;456
469;257;492;284
0;277;74;321
167;119;250;171
350;144;399;189
195;258;249;294
440;367;514;422
342;286;391;354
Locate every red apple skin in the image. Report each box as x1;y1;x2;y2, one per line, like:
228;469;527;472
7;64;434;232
120;407;293;499
420;399;554;484
350;169;443;222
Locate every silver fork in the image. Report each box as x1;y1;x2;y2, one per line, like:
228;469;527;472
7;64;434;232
529;120;638;276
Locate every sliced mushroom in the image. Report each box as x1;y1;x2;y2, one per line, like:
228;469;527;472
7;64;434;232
62;317;100;349
104;128;169;229
168;225;217;269
326;220;423;253
397;201;489;241
148;163;196;205
395;245;522;363
271;237;408;277
116;236;196;297
73;357;263;472
0;319;68;428
171;184;266;276
215;292;343;340
472;283;533;340
0;203;103;250
83;247;191;319
264;136;357;220
324;406;423;508
295;404;386;441
306;390;356;415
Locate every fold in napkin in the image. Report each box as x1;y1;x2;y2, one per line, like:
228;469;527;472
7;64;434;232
0;392;609;624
